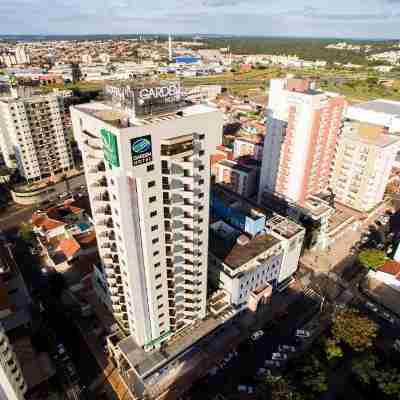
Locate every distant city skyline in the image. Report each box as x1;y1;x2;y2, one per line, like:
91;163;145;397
1;0;400;39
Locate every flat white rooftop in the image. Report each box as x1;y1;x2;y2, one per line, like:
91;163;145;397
350;99;400;116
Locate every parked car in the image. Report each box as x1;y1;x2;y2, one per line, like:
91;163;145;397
272;352;287;361
296;329;311;338
365;301;378;313
381;311;395;324
265;359;281;367
256;368;266;376
59;191;70;199
251;330;264;341
279;345;296;353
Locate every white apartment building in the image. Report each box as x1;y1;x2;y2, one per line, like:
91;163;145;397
81;53;93;65
15;45;30;65
0;326;27;400
0;92;74;181
209;188;304;309
331;121;400;212
71;81;223;349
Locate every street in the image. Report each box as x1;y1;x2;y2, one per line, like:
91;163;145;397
187;290;321;399
0;173;87;233
10;237;113;400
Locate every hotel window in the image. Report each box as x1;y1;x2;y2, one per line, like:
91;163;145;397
147;164;155;172
152;238;159;244
150;211;157;218
149;196;156;203
148;180;156;188
151;225;158;232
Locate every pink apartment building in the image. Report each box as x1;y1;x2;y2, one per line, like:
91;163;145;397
258;77;346;206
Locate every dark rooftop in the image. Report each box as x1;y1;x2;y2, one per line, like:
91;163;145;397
209;229;279;270
218;159;254;173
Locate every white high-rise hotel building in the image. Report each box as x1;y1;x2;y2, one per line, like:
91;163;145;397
71;82;222;348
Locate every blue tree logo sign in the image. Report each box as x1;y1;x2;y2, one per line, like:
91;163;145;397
131;135;153;167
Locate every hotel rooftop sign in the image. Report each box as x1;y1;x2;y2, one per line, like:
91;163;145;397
105;81;183;116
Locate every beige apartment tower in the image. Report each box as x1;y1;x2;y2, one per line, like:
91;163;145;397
331;121;400;212
0;92;74;181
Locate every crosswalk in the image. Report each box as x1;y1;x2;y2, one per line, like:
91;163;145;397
302;286;322;302
219;308;238;322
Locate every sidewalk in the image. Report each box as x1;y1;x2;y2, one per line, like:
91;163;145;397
73;314;134;400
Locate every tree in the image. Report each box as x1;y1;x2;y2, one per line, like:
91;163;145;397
264;374;296;400
358;249;387;271
19;222;34;242
301;357;328;394
374;368;400;397
324;338;343;360
332;307;378;352
352;353;378;385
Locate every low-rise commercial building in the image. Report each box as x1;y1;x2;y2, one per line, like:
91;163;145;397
215;159;258;198
233;135;263;162
209;187;304;310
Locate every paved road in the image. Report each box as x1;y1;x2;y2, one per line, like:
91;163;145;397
187;292;320;399
13;239;102;400
0;206;35;233
0;174;87;233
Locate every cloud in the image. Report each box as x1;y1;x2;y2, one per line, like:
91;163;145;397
201;0;245;6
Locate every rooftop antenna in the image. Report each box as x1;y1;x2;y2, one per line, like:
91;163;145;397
168;34;173;63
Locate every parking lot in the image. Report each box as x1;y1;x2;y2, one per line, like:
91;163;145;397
187;289;321;399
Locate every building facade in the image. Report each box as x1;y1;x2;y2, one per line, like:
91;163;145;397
209;187;304;309
71;81;223;349
0;326;27;400
233;136;263;162
215;159;258;198
258;77;346;206
15;46;30;65
331;121;400;212
0;92;74;181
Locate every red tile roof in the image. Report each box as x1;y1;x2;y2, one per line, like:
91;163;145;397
31;214;65;231
380;261;400;279
57;238;80;259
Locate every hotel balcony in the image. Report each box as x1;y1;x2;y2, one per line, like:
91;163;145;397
172;233;185;242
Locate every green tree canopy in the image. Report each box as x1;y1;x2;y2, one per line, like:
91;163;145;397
352;353;378;385
374;368;400;397
301;357;328;394
332;307;378;352
325;338;344;360
358;249;387;271
19;222;34;243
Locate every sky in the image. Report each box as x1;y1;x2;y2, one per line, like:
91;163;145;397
1;0;400;39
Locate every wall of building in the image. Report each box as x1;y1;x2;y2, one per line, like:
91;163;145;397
72;103;223;348
209;249;283;307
